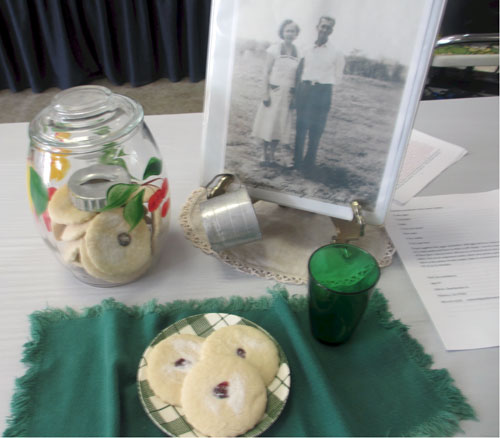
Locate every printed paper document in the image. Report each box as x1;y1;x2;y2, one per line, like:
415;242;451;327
386;190;499;350
395;130;467;204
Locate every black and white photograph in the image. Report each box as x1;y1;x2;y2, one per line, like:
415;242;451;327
202;0;445;223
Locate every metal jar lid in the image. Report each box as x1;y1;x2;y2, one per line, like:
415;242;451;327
68;164;131;211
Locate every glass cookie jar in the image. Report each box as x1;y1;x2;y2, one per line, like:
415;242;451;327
27;85;170;287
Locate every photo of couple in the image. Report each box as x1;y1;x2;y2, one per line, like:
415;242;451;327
251;16;343;173
224;0;428;211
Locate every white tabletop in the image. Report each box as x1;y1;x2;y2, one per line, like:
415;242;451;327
0;97;498;436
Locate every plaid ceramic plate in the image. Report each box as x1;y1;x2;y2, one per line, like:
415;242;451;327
137;313;291;437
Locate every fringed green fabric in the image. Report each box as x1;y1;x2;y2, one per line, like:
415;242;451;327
4;286;475;437
4;286;299;437
368;291;476;436
4;347;38;437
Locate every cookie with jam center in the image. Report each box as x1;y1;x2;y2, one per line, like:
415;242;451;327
146;334;204;406
200;325;280;386
181;356;266;437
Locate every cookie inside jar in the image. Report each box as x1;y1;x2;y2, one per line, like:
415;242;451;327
47;164;170;286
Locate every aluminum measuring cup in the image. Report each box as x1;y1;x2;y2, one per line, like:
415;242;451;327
199;174;262;252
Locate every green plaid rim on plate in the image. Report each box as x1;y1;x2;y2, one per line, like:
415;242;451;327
137;313;291;437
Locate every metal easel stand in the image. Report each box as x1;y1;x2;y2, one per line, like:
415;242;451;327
332;201;366;244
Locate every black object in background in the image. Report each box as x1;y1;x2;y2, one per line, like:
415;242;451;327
0;0;211;93
423;0;499;100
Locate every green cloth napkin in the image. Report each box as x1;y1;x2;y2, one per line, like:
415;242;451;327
4;287;475;437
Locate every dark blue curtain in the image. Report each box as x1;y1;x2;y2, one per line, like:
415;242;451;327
0;0;211;92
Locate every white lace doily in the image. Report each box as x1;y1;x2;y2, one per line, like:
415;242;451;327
179;188;396;285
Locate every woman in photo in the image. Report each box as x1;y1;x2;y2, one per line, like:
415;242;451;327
251;19;300;167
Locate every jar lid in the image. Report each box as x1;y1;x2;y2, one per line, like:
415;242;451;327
29;85;144;152
68;164;132;211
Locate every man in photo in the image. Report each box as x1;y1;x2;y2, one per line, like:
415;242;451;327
293;16;345;172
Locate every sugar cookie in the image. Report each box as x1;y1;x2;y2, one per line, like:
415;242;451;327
52;222;66;241
60;220;90;241
58;239;81;263
201;325;279;385
146;334;204;406
181;356;267;437
48;184;96;225
84;209;151;276
79;237;151;284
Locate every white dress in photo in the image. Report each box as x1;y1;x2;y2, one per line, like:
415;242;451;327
251;43;300;145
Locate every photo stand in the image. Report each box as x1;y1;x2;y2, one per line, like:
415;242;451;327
187;0;448;282
204;173;235;199
203;173;370;247
333;200;366;244
180;178;395;285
